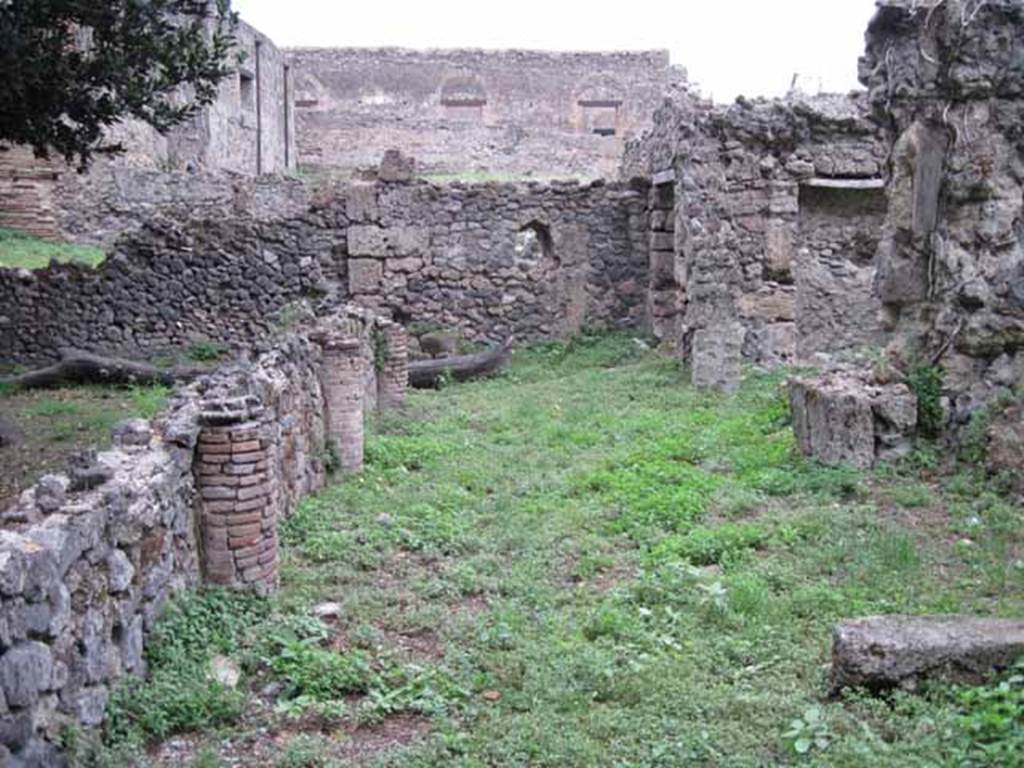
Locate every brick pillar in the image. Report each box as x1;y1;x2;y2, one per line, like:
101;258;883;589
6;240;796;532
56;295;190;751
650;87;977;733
321;337;366;474
376;323;409;409
195;413;279;591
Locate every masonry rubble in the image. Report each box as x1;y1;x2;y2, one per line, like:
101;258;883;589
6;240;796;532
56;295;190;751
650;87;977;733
0;307;407;764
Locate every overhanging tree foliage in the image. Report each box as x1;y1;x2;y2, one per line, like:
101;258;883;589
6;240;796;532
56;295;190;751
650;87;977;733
0;0;239;169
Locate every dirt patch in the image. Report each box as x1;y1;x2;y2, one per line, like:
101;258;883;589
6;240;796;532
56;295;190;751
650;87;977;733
149;706;431;767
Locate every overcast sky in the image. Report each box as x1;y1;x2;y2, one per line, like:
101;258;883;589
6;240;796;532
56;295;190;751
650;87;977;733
232;0;879;103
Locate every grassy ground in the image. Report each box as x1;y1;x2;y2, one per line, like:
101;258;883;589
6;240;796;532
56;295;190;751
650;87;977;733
0;384;169;506
70;334;1024;767
0;227;105;270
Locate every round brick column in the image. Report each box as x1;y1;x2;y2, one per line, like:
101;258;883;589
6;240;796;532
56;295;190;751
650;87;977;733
195;414;279;591
376;323;409;409
320;337;366;474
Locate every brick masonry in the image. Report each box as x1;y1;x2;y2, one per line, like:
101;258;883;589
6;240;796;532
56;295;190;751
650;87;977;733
0;307;404;762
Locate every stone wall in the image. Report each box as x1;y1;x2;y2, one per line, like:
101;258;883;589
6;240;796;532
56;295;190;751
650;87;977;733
861;0;1024;428
622;91;890;383
54;171;311;249
344;178;649;342
0;309;403;764
1;174;648;364
288;48;682;180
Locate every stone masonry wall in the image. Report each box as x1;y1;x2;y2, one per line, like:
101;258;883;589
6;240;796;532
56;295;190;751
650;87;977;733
622;91;890;382
288;48;682;180
861;0;1024;428
1;175;648;365
344;178;649;343
0;308;401;764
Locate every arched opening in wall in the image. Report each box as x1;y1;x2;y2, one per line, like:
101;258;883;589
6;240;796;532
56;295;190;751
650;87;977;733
515;221;553;267
440;75;488;124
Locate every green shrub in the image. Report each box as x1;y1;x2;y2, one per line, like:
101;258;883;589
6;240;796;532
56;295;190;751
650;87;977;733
908;361;945;439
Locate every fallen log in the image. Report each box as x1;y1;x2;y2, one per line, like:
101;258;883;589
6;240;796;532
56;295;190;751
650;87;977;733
0;348;208;390
408;337;514;389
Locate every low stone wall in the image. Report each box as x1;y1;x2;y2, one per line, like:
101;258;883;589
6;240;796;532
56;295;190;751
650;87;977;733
2;174;648;365
0;308;406;764
55;170;311;249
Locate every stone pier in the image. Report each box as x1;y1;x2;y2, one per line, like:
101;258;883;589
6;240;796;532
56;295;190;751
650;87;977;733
376;322;409;409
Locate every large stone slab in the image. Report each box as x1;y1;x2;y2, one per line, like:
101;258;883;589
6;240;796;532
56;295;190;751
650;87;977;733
831;615;1024;694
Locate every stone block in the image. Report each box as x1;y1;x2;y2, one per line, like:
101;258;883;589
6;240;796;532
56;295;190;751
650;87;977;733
692;322;745;393
345;183;379;223
831;615;1024;694
390;226;429;256
0;642;53;708
349;259;383;294
789;373;917;469
347;225;389;258
738;289;795;322
789;376;875;469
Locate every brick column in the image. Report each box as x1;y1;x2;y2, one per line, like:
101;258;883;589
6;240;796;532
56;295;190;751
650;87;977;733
195;400;279;591
376;323;409;409
320;337;366;474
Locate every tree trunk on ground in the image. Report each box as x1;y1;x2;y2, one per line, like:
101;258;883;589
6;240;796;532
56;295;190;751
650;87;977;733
0;349;208;390
408;338;514;389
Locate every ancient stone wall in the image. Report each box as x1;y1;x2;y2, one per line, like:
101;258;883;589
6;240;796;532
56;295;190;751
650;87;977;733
1;175;647;364
54;171;311;248
344;178;649;343
622;91;890;381
861;0;1024;428
288;48;682;180
0;309;401;763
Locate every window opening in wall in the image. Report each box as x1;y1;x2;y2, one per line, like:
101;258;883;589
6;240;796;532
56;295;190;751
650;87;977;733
442;98;486;123
579;100;621;137
515;221;553;266
239;70;256;112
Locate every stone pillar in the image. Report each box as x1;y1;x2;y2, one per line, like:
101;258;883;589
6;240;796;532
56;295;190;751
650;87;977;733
691;322;745;393
195;409;279;591
376;323;409;409
648;180;679;341
321;337;366;474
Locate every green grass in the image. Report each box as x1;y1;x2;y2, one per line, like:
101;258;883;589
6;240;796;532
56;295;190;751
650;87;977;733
0;383;170;507
0;227;105;270
91;332;1024;767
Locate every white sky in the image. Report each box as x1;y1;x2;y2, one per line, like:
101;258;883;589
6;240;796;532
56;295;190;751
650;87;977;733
232;0;879;103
